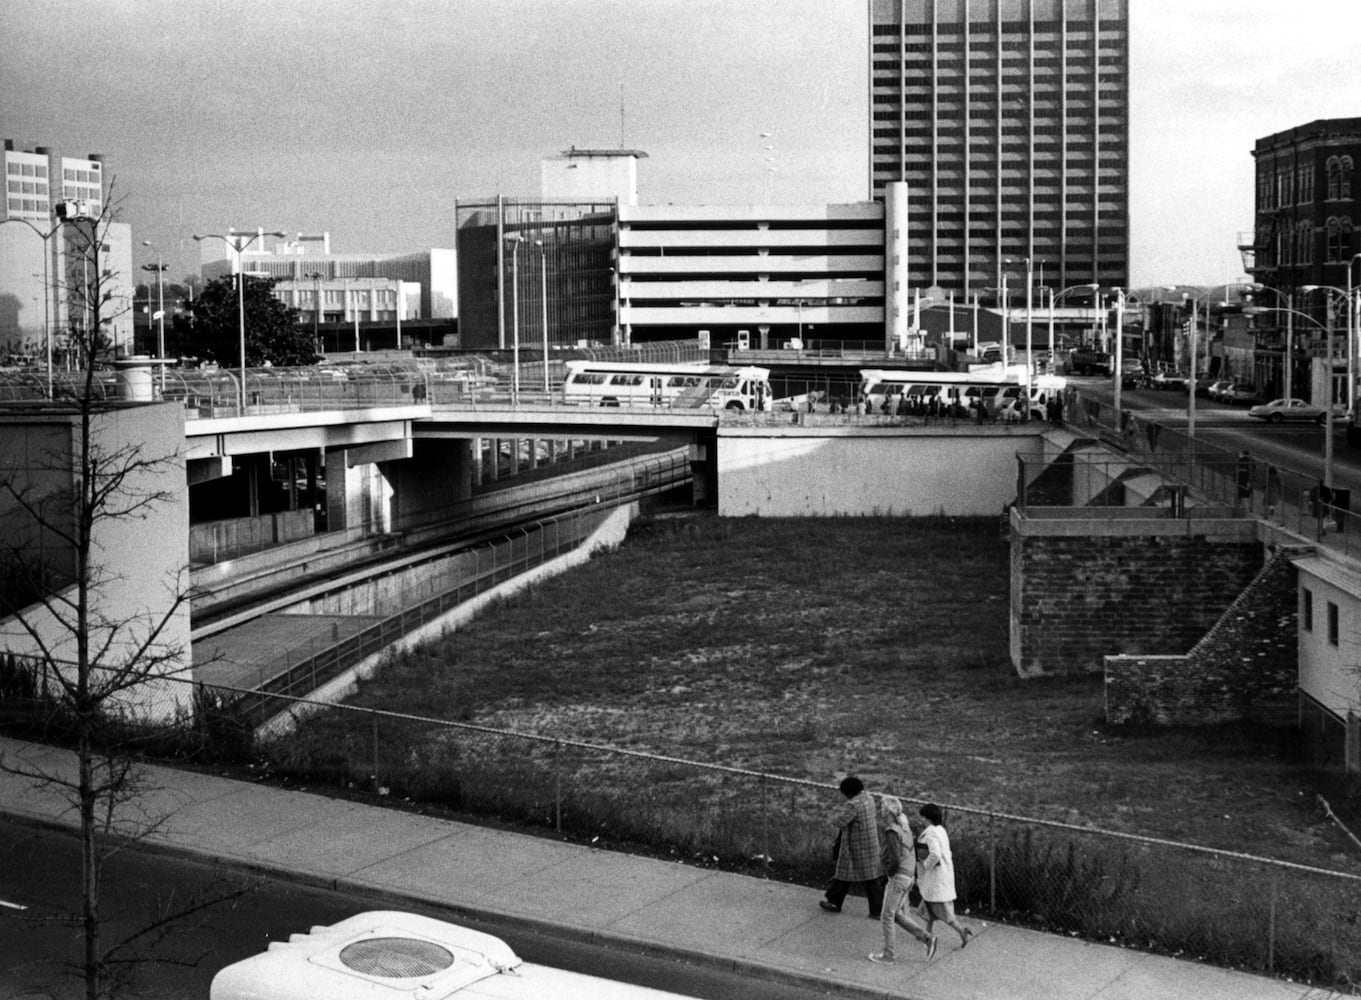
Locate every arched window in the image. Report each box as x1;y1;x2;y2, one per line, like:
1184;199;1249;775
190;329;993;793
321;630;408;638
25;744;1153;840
1325;217;1354;262
1341;155;1354;199
1326;157;1341;200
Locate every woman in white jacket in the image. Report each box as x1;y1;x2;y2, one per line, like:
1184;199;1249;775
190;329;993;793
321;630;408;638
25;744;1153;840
915;803;973;948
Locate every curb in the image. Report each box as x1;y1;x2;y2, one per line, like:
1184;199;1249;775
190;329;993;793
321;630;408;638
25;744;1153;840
2;808;917;1000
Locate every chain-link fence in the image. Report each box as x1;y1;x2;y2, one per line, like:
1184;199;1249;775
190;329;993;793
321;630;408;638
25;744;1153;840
3;669;1357;991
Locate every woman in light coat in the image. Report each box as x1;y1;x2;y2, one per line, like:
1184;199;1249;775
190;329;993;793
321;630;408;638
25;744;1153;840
868;796;935;963
915;803;973;948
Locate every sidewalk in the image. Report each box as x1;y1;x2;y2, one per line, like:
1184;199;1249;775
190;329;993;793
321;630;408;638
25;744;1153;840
0;736;1330;1000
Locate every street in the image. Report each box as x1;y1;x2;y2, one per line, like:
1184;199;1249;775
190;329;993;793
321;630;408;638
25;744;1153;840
0;818;836;1000
1070;376;1361;499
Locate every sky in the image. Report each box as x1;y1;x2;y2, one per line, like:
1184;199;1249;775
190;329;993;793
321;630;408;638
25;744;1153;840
1;0;1357;288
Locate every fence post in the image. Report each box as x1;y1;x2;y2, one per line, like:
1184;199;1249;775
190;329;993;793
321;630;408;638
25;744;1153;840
554;740;562;833
1267;874;1277;973
989;811;997;911
760;774;769;863
372;709;380;793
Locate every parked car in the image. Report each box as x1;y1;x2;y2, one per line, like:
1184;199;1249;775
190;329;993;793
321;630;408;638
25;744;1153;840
1247;397;1327;423
1223;382;1260;405
1192;372;1217;396
1206;379;1233;402
1151;370;1189;390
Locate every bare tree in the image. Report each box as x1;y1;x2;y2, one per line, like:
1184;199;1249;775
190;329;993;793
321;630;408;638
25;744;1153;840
0;187;241;998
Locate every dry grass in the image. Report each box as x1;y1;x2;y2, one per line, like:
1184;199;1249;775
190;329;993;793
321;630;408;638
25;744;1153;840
343;512;1361;870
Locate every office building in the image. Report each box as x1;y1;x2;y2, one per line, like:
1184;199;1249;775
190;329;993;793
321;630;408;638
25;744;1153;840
867;0;1129;301
1;139;132;358
198;232;457;349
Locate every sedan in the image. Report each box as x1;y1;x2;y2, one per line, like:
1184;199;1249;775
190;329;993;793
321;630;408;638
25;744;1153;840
1247;397;1326;423
1223;383;1260;405
1206;380;1233;401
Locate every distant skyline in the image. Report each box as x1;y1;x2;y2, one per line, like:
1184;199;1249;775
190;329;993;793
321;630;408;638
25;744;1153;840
1;0;1357;288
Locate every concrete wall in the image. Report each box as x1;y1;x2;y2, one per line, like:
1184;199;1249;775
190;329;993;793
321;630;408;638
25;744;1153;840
0;402;191;717
716;424;1056;517
1104;547;1300;725
1010;515;1263;677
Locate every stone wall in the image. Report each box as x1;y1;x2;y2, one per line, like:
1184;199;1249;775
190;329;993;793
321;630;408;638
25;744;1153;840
1104;548;1301;725
1010;517;1263;677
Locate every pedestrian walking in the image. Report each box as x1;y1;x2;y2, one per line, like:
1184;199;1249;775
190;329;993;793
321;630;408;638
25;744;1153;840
915;803;973;948
819;775;884;917
868;796;935;964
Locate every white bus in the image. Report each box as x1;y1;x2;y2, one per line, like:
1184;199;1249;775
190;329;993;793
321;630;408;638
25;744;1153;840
211;911;705;1000
859;367;1066;419
561;360;771;410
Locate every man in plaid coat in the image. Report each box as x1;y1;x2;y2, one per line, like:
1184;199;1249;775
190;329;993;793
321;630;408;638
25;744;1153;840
819;775;885;917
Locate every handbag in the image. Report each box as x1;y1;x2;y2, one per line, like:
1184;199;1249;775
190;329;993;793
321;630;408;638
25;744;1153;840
831;830;842;864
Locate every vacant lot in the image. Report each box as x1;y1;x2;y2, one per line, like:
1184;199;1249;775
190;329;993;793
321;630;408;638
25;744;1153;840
341;513;1360;869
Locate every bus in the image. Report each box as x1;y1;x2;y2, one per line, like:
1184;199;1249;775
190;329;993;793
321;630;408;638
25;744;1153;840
561;360;771;410
211;911;706;1000
858;367;1066;419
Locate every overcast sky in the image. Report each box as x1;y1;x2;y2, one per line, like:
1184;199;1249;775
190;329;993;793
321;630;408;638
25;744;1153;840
1;0;1357;287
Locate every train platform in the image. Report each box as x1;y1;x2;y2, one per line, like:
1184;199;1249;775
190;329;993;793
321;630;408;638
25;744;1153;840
0;736;1324;1000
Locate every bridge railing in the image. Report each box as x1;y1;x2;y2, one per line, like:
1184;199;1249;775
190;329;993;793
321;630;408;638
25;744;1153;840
1066;390;1361;555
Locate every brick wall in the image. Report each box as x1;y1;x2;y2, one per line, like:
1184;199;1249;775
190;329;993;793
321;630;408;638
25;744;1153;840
1012;523;1264;677
1104;548;1300;726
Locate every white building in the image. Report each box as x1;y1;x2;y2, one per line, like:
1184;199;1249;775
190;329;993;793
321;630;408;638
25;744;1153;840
1;140;133;360
198;231;457;324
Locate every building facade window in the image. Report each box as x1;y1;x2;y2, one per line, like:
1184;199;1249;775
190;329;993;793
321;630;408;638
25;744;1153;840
1328;600;1339;646
1303;587;1313;631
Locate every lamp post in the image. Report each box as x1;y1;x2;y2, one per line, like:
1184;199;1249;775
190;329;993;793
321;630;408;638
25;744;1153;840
1242;282;1294;398
1303;282;1360;417
533;239;550;394
305;271;324;354
141;241;168;393
1;215;69;398
193;229;287;411
507;235;522;405
1047;282;1100;373
1003;257;1033;413
1181;295;1202;443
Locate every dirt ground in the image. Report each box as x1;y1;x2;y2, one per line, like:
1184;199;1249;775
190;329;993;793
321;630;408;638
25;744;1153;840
349;512;1361;873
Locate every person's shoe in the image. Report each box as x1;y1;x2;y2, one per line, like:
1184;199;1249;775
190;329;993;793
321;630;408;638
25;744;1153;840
868;952;895;964
818;900;841;913
960;927;974;948
925;935;938;960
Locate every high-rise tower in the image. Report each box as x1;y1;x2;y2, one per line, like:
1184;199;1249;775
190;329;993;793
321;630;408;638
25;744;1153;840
868;0;1128;301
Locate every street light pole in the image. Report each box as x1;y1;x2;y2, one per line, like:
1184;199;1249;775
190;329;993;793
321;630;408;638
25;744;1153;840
536;239;549;395
306;271;323;355
508;235;521;405
141;241;167;393
1185;296;1198;444
193;229;287;411
1003;256;1033;414
1;217;65;398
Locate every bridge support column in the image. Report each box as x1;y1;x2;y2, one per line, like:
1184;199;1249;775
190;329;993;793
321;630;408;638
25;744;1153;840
325;440;407;535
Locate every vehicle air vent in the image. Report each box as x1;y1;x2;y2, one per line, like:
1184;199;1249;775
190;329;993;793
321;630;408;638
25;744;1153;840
337;937;455;978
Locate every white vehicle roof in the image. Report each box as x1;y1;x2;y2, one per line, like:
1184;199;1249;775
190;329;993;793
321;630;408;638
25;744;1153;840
564;360;769;378
210;911;701;1000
